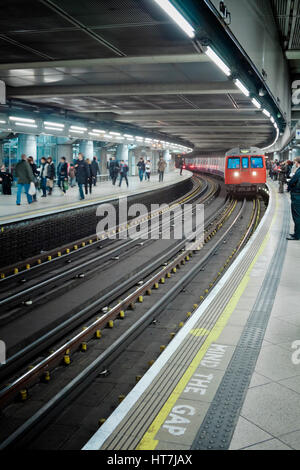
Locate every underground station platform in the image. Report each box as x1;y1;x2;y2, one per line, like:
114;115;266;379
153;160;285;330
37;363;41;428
82;181;300;451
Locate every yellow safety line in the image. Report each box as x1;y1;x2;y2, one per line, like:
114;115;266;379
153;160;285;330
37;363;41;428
137;192;278;450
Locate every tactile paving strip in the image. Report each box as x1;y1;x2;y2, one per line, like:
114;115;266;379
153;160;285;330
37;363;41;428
191;194;290;450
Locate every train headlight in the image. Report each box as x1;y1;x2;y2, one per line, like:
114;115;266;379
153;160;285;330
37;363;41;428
234;172;239;177
252;171;257;176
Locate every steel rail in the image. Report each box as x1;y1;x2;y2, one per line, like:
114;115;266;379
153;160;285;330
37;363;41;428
0;197;236;407
0;198;248;449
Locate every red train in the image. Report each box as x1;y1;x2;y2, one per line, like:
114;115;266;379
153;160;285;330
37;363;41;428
185;146;266;194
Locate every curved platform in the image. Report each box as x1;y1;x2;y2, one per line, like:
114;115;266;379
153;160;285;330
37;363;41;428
82;179;300;451
0;170;192;225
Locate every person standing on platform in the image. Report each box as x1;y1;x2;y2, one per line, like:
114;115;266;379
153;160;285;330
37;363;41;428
107;157;113;180
75;153;89;200
145;160;151;181
278;161;287;194
27;156;39;202
91;156;100;186
57;156;68;195
85;158;93;195
15;154;34;205
110;156;120;186
119;160;129;187
39;157;48;197
158;156;167;182
287;157;300;241
0;164;13;195
69;163;76;187
46;157;55;195
179;156;185;175
137;157;145;182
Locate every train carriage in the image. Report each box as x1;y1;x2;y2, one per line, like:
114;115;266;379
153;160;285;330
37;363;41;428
185;146;266;194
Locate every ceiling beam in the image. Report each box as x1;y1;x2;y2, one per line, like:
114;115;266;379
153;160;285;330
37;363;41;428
0;53;209;71
7;81;242;98
79;107;258;115
118;113;267;122
142;125;272;131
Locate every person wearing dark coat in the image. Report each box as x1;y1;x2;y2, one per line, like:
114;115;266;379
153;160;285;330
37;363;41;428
57;157;68;194
85;158;93;195
91;156;100;186
109;156;120;186
46;157;55;195
119;160;129;187
75;153;89;200
0;165;13;195
15;154;35;205
137;158;145;182
287;157;300;241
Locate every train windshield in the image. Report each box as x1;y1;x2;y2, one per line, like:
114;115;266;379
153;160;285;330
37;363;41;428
227;157;240;169
242;157;249;169
250;157;263;168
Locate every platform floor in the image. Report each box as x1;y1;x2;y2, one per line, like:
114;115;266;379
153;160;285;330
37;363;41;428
0;170;191;225
83;179;300;451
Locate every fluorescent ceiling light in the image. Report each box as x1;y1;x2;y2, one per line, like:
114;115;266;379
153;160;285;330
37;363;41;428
205;46;231;77
45;126;63;131
251;98;261;109
15;122;37;128
262;109;270;117
0;120;6;124
109;131;121;136
44;121;64;127
136;136;143;140
92;129;106;133
70;125;87;131
10;116;35;123
270;116;275;123
234;79;250;97
153;0;195;38
70;129;84;134
124;134;133;138
104;134;112;138
89;132;102;137
126;136;134;140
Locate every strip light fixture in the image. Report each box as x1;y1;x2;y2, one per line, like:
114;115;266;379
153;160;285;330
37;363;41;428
152;0;195;38
44;121;64;128
9;116;35;123
205;46;231;77
45;126;63;131
234;79;250;97
109;131;121;136
262;109;270;117
92;129;106;133
251;98;261;109
0;120;6;124
70;129;84;134
15;122;37;128
70;125;87;131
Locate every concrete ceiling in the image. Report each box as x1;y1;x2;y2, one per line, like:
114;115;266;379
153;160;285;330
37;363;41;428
0;0;276;152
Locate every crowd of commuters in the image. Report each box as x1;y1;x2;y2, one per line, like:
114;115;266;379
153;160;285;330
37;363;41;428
1;152;169;205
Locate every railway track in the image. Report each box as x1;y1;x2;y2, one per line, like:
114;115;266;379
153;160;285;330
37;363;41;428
0;190;265;449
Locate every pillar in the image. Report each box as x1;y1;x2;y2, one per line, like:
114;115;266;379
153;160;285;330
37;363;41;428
163;149;171;172
17;134;37;160
116;143;128;162
100;148;107;175
79;140;93;160
57;144;72;162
